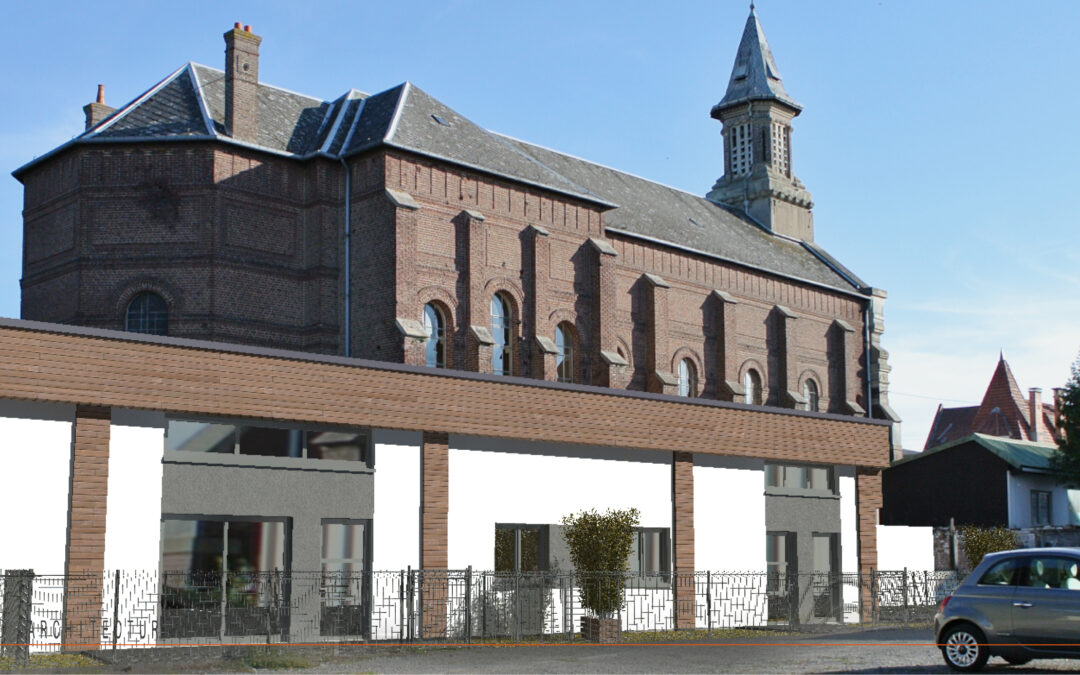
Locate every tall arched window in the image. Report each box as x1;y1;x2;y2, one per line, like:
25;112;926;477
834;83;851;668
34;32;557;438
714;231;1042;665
677;358;696;397
490;294;511;376
422;303;446;368
125;291;168;335
744;369;763;405
803;379;820;413
555;322;576;384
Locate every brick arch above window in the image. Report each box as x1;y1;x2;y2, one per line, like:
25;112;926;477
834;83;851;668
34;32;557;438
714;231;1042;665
113;279;178;323
671;347;703;398
415;285;458;316
798;368;826;413
738;358;768;406
615;337;633;369
482;277;525;320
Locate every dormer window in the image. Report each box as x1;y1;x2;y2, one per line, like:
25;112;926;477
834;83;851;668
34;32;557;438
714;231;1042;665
729;123;752;177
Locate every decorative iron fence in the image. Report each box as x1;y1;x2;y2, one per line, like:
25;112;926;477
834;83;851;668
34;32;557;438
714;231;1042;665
0;568;961;652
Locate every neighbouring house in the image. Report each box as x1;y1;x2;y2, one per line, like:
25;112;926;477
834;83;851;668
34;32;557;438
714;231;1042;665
2;7;898;646
881;356;1073;569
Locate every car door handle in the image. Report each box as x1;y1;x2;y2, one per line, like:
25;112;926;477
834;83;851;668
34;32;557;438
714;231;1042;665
1013;602;1033;608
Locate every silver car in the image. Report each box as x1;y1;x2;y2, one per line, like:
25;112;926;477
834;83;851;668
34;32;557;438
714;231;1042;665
934;547;1080;672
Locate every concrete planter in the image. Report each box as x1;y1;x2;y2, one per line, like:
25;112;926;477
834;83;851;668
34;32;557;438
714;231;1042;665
580;615;618;643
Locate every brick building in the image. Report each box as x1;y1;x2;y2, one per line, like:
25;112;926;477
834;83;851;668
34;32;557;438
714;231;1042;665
4;8;898;643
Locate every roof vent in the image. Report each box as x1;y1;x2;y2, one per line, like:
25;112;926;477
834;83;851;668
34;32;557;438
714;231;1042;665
431;114;450;126
689;217;702;227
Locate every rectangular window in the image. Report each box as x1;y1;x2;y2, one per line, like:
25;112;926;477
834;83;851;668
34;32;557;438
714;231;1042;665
494;524;548;573
1032;490;1052;526
160;517;289;639
320;519;371;637
766;532;795;621
166;419;371;465
811;533;840;619
630;528;671;576
765;464;835;493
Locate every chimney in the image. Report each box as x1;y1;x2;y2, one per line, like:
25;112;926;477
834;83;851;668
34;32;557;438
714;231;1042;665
1029;388;1042;442
223;22;261;143
83;84;116;131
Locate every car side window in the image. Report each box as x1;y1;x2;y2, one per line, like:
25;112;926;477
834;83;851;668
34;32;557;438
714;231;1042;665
1022;557;1080;590
978;558;1022;586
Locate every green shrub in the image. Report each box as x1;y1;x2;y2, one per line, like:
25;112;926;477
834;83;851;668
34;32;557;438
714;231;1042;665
561;507;639;617
959;525;1020;568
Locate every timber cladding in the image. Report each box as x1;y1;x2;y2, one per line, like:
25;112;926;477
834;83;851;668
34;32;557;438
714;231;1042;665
0;320;891;467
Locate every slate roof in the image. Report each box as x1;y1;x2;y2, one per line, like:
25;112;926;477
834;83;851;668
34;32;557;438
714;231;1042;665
896;433;1059;473
15;57;867;294
713;6;800;115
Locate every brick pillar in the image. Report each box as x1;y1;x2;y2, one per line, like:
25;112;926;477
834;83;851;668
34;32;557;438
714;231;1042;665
461;210;494;374
832;319;865;415
527;225;556;380
855;467;882;614
62;405;110;650
420;431;448;638
587;238;627;388
712;290;744;402
671;451;695;629
773;305;805;409
644;274;677;394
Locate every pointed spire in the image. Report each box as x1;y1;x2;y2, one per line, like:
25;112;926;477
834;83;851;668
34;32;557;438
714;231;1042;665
971;355;1031;440
712;5;800;118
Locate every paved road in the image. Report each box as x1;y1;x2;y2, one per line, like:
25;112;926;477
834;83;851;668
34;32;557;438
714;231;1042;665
286;629;1080;674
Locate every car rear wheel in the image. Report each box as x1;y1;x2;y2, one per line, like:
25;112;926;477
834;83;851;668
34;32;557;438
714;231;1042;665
941;623;990;672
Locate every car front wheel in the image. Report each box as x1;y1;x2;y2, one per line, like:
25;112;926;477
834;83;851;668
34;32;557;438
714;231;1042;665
941;623;990;672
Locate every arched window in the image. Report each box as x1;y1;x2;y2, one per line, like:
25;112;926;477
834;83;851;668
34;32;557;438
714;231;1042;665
677;358;697;397
490;294;511;376
744;369;763;405
125;291;168;335
803;379;820;413
555;322;576;384
422;303;446;368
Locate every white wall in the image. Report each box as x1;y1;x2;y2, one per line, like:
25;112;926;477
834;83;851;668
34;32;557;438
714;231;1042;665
372;429;421;570
693;455;764;571
876;525;934;571
839;470;858;574
0;402;74;573
1008;471;1073;528
104;417;165;572
447;436;671;570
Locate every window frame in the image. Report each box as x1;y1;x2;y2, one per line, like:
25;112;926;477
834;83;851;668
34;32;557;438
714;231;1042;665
494;523;549;573
319;518;373;638
490;294;513;376
744;368;763;405
422;303;447;369
677;358;697;397
765;463;837;496
125;291;168;335
1031;490;1053;526
802;378;820;413
631;527;671;577
555;322;576;384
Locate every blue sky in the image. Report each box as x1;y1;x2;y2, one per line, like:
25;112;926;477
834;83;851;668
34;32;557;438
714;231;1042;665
2;1;1078;449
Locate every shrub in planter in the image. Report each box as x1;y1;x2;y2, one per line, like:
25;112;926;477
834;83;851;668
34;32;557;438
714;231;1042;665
561;507;639;621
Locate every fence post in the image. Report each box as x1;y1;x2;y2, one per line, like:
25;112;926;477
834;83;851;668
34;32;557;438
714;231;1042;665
616;574;622;644
481;573;487;641
406;567;414;642
1;570;33;667
464;566;472;644
706;571;712;638
513;573;520;643
111;570;120;651
870;568;878;626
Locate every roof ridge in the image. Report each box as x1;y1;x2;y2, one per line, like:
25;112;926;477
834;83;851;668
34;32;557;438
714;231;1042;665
186;62;219;137
84;64;189;138
382;81;411;144
189;62;330;103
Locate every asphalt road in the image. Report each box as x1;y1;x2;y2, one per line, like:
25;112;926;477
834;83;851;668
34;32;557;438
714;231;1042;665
300;629;1080;674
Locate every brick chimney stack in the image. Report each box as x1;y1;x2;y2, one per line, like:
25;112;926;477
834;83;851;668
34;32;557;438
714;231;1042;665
224;22;261;143
1029;387;1043;442
83;84;116;131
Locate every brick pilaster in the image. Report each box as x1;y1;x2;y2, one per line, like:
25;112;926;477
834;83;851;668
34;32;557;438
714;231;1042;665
713;290;744;402
527;226;554;379
420;431;449;638
856;467;882;614
62;405;111;650
461;210;493;373
774;305;804;409
671;451;695;629
586;238;624;387
832;319;865;416
644;274;677;395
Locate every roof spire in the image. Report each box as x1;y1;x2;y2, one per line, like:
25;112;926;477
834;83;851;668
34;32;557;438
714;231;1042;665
712;5;800;116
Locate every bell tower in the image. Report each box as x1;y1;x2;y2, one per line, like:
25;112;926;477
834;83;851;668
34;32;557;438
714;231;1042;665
706;5;814;241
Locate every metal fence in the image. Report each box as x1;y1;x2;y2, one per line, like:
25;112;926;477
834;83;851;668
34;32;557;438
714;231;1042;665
0;568;960;653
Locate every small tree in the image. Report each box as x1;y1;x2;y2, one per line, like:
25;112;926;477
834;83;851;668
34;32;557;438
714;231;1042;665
959;525;1020;570
1051;355;1080;486
561;508;639;617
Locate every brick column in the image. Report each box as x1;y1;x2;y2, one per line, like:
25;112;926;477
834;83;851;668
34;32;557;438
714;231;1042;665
461;210;493;373
712;290;744;402
773;305;805;409
855;467;882;615
587;238;627;388
671;451;695;629
644;274;677;394
527;225;556;380
832;319;865;415
420;431;449;638
388;188;423;364
62;405;110;650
